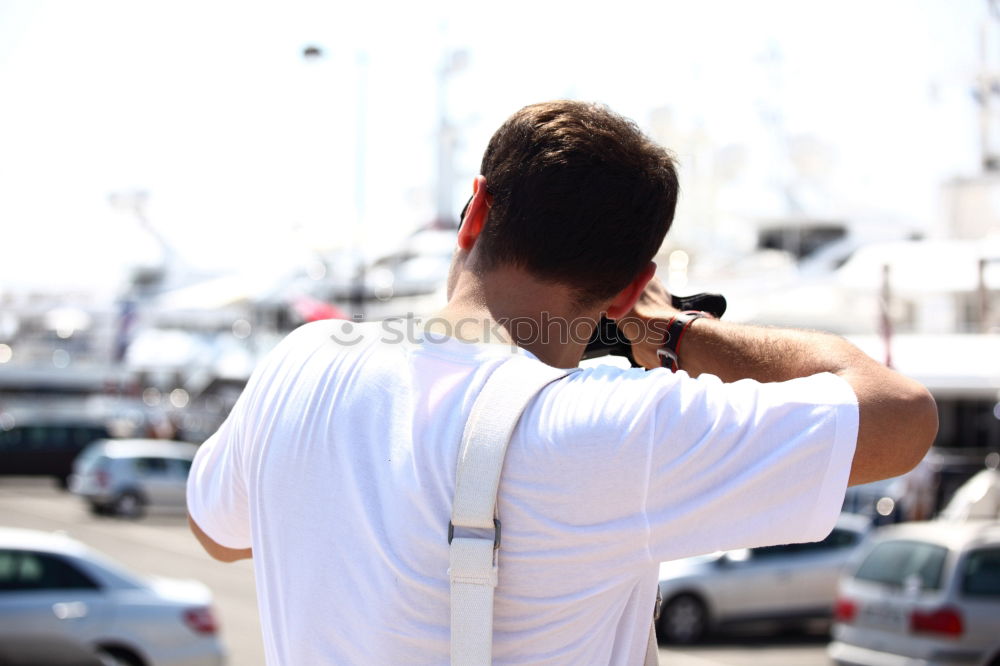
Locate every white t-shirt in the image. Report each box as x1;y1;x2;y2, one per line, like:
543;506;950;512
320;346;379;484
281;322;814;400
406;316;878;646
187;320;859;665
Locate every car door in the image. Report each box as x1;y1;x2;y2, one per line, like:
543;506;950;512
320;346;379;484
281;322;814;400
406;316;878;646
779;527;863;615
955;545;1000;650
709;544;800;621
0;549;114;644
165;457;193;508
134;456;173;507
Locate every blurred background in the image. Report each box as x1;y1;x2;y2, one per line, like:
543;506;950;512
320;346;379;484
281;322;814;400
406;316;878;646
0;1;998;665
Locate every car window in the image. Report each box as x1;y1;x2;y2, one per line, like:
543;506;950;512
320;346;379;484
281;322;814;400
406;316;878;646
25;426;69;451
71;427;109;448
854;540;948;590
134;457;169;476
960;547;1000;598
800;528;860;553
751;543;797;558
0;550;99;591
10;426;106;452
826;528;862;548
748;529;859;560
168;458;193;478
0;427;21;450
74;445;104;470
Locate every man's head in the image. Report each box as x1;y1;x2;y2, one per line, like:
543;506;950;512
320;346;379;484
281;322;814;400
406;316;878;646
459;100;679;310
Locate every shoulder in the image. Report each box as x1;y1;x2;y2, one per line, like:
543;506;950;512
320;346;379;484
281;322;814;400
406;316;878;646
240;320;380;397
523;364;679;449
262;320;381;365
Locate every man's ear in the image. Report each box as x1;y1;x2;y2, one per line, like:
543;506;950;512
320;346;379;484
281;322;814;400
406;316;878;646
457;175;490;251
606;262;656;319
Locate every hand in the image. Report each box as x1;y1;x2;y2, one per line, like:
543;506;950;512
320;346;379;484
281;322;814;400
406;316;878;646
621;276;680;370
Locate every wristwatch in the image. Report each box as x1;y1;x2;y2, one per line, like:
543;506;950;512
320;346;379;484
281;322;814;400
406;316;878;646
656;310;714;372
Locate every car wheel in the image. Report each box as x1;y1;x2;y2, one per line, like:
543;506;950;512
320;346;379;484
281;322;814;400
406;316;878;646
88;501;110;516
658;594;709;644
113;491;145;519
96;646;144;666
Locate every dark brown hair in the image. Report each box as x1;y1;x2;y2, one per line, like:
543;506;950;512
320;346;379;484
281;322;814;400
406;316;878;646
476;100;679;305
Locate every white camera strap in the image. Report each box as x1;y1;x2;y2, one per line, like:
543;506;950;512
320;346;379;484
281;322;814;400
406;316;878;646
448;356;660;665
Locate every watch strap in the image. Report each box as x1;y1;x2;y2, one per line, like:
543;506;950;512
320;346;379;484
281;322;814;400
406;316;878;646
657;310;713;371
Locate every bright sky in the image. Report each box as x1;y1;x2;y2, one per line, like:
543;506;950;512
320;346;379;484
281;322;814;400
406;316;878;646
0;0;988;293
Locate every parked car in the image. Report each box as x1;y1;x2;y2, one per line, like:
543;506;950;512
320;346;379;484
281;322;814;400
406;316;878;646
0;527;224;666
829;520;1000;666
69;440;197;518
657;513;870;643
842;477;908;525
0;413;110;488
923;450;996;517
940;466;1000;522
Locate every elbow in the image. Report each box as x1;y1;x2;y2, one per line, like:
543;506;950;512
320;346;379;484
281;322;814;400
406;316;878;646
898;383;938;475
849;377;939;486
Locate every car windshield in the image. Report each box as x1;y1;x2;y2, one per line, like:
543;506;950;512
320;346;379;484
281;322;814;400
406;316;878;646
74;447;105;473
854;539;948;591
961;547;1000;598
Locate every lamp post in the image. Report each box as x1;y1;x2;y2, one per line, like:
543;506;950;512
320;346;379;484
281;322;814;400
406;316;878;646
434;50;467;229
302;44;369;318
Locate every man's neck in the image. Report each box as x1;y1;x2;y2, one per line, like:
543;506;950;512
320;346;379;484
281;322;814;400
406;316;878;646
431;266;598;368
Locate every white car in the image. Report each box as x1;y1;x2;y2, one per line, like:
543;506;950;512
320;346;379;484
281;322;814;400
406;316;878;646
0;527;225;666
69;440;197;517
829;520;1000;666
657;513;871;643
941;467;1000;522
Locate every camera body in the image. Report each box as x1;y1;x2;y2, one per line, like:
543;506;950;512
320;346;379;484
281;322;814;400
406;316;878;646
582;293;727;366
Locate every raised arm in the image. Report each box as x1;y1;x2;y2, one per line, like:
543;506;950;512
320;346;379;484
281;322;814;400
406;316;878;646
626;279;938;486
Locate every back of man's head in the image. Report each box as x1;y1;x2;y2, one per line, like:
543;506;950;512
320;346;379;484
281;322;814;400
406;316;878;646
477;100;679;306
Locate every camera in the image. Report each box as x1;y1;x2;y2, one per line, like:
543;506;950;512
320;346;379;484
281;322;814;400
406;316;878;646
582;293;727;366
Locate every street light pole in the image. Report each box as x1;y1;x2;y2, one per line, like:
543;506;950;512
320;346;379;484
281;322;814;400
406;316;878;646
301;44;369;318
352;51;369;317
434;50;466;229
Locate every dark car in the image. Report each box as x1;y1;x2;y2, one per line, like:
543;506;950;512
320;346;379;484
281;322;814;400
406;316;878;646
0;415;110;488
842;477;907;525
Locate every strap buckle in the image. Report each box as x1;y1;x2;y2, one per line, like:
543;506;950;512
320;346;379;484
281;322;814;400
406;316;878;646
448;519;501;550
656;346;679;371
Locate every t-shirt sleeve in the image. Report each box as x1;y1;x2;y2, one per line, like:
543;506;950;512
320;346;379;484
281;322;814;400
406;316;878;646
185;321;329;550
186;396;253;550
639;370;859;562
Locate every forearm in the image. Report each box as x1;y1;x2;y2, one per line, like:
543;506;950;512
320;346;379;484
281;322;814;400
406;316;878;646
658;316;937;485
675;318;869;383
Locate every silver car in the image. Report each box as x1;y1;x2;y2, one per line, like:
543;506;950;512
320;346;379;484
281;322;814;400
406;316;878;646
0;527;225;666
69;440;197;518
657;513;871;643
829;520;1000;666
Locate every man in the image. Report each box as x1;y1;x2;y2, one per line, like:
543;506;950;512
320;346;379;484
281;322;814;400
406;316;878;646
187;101;937;664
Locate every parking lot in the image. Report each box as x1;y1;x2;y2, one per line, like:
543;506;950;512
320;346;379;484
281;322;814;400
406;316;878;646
0;479;830;665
